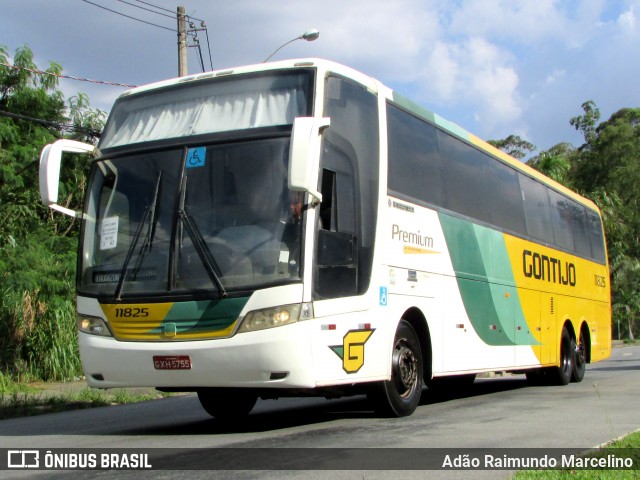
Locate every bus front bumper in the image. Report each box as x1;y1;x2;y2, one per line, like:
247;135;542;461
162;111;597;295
79;321;316;390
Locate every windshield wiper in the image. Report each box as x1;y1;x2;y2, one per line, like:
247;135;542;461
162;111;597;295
114;170;162;301
177;175;228;298
140;171;162;255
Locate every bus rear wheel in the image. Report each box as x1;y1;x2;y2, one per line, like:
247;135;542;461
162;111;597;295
551;327;573;386
197;388;257;420
571;334;586;383
368;320;423;417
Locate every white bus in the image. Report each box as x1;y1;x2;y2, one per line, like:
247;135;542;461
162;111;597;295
40;59;611;418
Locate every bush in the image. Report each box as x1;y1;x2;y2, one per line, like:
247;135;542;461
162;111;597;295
0;227;82;381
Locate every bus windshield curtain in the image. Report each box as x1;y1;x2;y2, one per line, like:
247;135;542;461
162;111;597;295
101;87;306;148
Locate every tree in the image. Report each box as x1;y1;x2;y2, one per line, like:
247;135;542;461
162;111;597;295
487;134;536;161
569;102;640;340
0;45;105;380
570;100;601;145
527;142;575;186
572;106;640;201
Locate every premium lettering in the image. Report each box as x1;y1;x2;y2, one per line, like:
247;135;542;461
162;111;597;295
523;250;576;286
392;224;434;248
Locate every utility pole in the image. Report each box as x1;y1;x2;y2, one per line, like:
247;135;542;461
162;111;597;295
177;6;188;77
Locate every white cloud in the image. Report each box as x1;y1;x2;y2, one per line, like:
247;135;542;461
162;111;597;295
545;69;567;85
420;37;522;133
425;42;459;100
294;0;442;80
447;0;567;44
618;6;637;31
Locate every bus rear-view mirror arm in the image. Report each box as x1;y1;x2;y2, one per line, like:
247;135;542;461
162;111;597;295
39;139;95;218
288;116;330;205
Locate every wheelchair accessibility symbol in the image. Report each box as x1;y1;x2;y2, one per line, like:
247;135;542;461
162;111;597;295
186;147;206;168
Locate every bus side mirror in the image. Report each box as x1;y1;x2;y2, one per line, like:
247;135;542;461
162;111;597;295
288;117;330;204
39;139;95;217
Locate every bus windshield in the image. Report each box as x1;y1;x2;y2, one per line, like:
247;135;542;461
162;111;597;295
100;71;311;149
79;137;303;299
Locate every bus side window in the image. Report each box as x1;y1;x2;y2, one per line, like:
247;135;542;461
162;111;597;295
315;165;358;299
319;169;337;231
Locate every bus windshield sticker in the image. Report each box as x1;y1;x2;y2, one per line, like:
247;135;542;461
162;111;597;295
186;147;206;168
100;216;119;250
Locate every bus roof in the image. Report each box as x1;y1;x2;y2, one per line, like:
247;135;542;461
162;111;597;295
117;58;599;213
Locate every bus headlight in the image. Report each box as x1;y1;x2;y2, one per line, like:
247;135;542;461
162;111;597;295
238;303;314;333
78;315;113;337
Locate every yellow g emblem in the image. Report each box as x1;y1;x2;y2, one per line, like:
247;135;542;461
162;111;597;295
330;329;375;373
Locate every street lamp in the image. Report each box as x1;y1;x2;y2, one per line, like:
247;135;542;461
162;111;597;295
263;29;320;62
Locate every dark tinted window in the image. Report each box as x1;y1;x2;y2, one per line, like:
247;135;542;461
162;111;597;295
387;104;444;205
549;189;575;251
315;76;379;299
569;203;592;258
388;103;525;235
587;210;607;264
438;130;493;223
487;160;526;234
386;100;606;265
520;174;553;242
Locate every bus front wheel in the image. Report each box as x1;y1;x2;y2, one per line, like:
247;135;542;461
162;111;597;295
368;320;423;417
197;388;257;420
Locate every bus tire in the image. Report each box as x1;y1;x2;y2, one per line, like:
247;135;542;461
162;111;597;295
552;327;573;386
197;388;257;420
368;320;423;417
571;334;586;383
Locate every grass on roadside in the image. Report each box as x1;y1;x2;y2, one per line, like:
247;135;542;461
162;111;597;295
0;380;172;420
513;431;640;479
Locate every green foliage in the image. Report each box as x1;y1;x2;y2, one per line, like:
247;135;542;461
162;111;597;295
527;142;576;186
0;385;166;419
0;226;81;381
572;104;640;339
570;99;601;145
488;134;536;160
0;45;104;381
573;107;640;203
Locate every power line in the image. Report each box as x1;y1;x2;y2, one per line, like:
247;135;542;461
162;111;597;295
204;28;214;71
187;18;213;72
132;0;174;15
132;0;205;22
0;62;137;88
113;0;175;20
0;110;102;138
82;0;213;71
80;0;174;32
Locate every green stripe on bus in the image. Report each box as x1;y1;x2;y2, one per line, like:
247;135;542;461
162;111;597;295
391;92;436;124
150;297;249;334
440;213;538;346
434;114;470;141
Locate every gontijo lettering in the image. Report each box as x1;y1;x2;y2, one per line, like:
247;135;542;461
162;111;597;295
523;249;576;286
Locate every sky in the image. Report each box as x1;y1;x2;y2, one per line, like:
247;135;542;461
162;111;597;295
3;0;639;157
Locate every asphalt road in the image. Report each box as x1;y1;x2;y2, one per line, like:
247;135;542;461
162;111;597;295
1;345;639;479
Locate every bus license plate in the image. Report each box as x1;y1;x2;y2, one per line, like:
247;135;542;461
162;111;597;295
153;355;191;370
